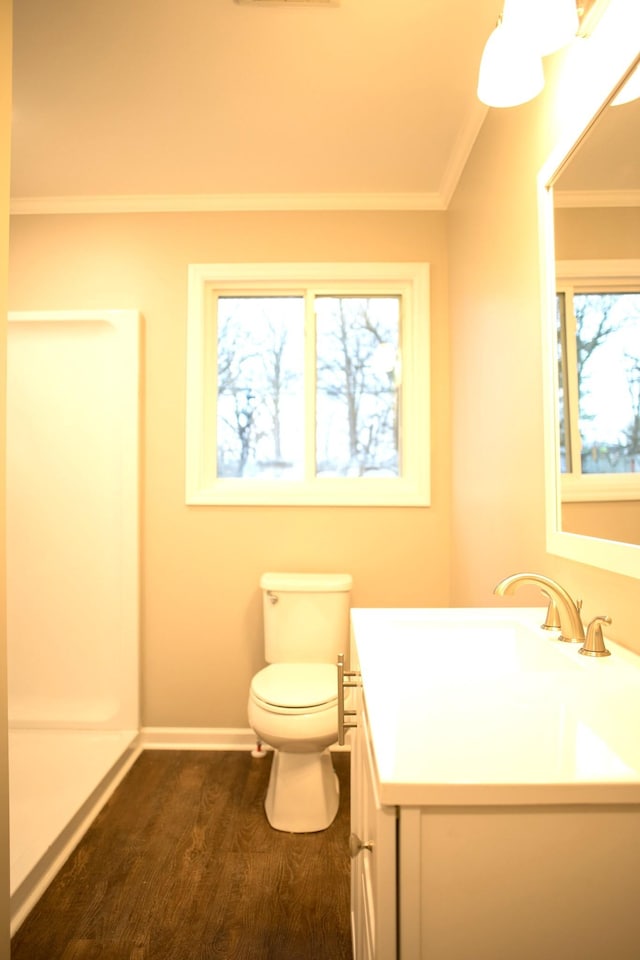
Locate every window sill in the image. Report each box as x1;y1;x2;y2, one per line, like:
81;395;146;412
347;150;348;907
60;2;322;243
186;476;429;507
561;473;640;503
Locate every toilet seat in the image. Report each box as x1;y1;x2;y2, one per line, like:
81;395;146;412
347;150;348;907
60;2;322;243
250;663;338;715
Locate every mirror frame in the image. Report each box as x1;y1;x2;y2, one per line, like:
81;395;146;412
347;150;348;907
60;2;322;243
538;3;640;579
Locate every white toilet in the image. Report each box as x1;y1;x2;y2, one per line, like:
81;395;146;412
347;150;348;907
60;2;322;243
248;571;353;833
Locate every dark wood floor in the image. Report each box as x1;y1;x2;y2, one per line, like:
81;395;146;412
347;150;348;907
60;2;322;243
11;750;353;960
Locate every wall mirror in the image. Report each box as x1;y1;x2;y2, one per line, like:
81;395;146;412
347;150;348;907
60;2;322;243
539;37;640;579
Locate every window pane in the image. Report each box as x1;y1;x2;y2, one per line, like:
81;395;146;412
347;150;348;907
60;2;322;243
216;297;305;479
574;292;640;474
315;296;400;477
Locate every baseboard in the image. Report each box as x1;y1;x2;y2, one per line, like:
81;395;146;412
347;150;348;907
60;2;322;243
139;726;262;750
139;726;351;752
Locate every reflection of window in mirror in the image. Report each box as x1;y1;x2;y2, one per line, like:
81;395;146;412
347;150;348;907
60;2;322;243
556;279;640;477
539;33;640;570
555;262;640;546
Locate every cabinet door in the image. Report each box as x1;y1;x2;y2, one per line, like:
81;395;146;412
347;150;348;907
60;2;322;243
351;692;397;960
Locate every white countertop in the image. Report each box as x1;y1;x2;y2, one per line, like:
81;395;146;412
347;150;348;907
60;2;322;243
351;607;640;807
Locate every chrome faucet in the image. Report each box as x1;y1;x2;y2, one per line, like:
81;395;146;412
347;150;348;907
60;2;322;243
494;573;585;644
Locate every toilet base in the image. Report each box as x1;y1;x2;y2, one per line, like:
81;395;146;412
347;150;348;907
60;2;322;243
264;749;339;833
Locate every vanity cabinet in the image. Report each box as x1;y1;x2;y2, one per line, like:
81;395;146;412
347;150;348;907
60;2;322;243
348;608;640;960
350;689;397;960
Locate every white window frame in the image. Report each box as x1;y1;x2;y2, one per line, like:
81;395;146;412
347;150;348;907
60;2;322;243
556;259;640;504
185;262;430;506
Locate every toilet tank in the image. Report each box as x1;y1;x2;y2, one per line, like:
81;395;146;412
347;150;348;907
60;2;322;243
261;572;352;664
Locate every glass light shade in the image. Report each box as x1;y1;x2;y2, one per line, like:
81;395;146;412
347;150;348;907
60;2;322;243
477;19;544;108
502;0;579;56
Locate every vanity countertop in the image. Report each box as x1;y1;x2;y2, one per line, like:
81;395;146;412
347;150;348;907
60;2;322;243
350;606;640;808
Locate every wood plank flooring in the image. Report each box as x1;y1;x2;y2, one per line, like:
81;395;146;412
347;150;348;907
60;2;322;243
11;750;353;960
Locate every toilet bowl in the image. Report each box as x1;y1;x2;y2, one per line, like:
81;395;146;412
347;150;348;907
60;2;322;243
248;662;340;832
248;571;352;833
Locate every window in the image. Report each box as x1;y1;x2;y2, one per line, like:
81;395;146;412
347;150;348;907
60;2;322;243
556;260;640;503
186;262;430;506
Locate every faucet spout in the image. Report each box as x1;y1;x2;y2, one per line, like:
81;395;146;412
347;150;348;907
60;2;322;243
494;573;585;644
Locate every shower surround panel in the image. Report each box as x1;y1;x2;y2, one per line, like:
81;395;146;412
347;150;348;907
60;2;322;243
6;310;141;928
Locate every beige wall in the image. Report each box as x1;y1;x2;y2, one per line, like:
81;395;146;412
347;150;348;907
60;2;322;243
0;2;10;956
555;207;640;259
8;210;451;727
563;500;640;545
448;99;550;602
447;54;640;651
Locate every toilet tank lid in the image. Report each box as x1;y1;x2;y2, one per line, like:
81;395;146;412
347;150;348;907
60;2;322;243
261;572;352;592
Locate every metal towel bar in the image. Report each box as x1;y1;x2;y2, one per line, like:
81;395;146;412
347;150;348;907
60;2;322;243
337;652;361;745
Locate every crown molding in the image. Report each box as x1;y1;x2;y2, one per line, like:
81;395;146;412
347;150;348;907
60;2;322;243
10;191;447;216
438;102;489;208
553;189;640;207
13;187;639;215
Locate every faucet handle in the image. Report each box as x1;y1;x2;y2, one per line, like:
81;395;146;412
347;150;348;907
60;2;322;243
580;616;612;658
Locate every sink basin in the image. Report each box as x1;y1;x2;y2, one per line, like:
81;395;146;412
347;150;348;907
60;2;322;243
350;606;640;805
352;606;578;676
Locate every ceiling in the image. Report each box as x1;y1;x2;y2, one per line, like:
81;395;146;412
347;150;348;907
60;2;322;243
553;87;640;198
10;0;499;210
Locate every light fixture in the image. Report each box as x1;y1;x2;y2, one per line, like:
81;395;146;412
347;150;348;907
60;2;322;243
477;15;544;108
508;0;579;56
477;0;582;108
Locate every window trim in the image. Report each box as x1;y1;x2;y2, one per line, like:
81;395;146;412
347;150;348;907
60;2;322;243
186;262;430;506
556;259;640;504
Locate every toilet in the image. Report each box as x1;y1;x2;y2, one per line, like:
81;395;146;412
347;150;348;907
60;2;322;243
248;571;353;833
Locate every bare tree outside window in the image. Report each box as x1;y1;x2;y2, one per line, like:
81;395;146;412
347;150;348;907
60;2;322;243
217;297;305;479
315;296;400;477
558;290;640;475
216;294;401;481
575;292;640;473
